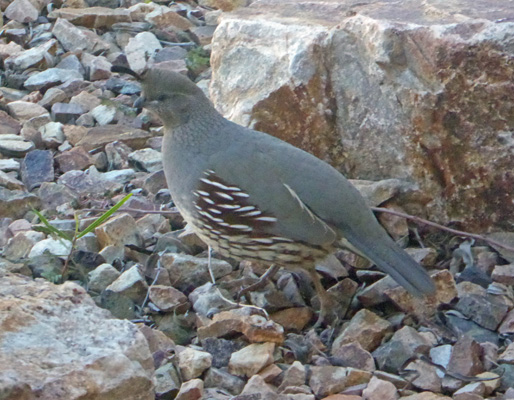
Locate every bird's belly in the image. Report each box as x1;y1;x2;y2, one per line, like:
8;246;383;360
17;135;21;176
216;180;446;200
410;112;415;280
185;216;332;267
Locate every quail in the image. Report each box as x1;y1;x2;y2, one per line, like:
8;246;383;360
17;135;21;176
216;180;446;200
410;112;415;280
112;66;436;323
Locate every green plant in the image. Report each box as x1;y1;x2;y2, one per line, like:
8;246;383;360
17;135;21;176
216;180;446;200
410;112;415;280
33;193;133;282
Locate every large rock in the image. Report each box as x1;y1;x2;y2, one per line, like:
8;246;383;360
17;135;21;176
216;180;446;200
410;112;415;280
210;0;514;231
0;271;154;400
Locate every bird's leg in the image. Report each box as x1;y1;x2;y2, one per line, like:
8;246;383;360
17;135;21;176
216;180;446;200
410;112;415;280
237;264;280;300
307;269;336;329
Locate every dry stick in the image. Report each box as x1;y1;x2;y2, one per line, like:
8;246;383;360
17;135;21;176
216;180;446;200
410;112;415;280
372;206;514;253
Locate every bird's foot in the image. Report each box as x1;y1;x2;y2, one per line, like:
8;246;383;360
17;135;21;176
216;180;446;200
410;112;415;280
236;264;280;300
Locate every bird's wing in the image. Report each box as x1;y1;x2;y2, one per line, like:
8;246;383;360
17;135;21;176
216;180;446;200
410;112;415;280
210;123;435;295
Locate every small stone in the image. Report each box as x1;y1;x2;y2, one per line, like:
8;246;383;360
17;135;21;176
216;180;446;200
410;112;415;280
21;150;54;191
404;359;441;392
3;231;41;261
332;309;392;353
0;170;24;190
258;363;283;383
190;25;217;46
309;366;371;398
129;148;163;172
0;110;22;135
475;372;500;395
63;125;88;146
499;342;514;363
160;253;232;292
240;374;279;399
5;40;57;72
447;336;484;377
176;378;203;400
154;363;181;399
331;341;376;372
177;346;213;380
453;382;485;398
148;285;188;313
5;0;38;23
51;102;85;124
105;265;148;303
24;68;84;92
95;213;143;248
48;6;132;29
201;337;244;368
69;90;102;113
0;188;40;219
198;309;284;344
38;182;77;210
455;281;510;331
401;393;451;400
373;326;432;373
491;264;514;285
0;159;20;173
87;263;120;293
361;376;398;400
39;122;65;148
7;101;49;123
28;237;73;258
52;18;110;54
76;125;152;151
270;307;313;331
38;88;68;109
204;367;245;395
56;54;86;75
188;282;233;317
76;113;95;127
125;31;163;74
55;146;95;173
228;342;275;377
499;308;514;334
278;361;306;392
100;289;135;319
385;270;458;320
8;219;31;236
0;136;34;158
153;59;189;76
145;6;194;30
91;104;117;125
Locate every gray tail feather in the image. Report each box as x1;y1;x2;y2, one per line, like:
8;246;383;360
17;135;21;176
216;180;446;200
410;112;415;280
343;228;436;296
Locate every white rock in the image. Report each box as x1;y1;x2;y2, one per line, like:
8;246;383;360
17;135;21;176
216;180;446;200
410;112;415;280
28;237;73;258
229;342;275;377
125;32;162;74
177;347;213;381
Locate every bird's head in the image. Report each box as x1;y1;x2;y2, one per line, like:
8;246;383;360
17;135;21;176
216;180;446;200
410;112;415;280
111;66;210;128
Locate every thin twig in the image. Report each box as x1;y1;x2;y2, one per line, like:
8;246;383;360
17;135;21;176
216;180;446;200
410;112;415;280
372;207;514;253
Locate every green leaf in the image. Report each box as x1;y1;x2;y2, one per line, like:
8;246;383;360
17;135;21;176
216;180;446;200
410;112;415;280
77;193;133;239
32;208;72;241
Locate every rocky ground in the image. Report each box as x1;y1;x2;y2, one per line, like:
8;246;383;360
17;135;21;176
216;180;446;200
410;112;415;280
0;0;513;399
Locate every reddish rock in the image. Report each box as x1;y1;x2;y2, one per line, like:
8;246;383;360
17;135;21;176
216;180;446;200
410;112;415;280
332;309;392;353
55;146;95;172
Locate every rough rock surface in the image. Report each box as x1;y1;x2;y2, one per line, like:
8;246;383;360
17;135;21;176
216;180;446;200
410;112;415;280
0;271;154;400
210;0;514;231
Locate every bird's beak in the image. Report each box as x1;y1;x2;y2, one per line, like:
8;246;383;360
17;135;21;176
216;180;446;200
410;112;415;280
134;95;146;109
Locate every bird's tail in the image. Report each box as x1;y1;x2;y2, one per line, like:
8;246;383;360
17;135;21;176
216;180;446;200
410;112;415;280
341;227;436;296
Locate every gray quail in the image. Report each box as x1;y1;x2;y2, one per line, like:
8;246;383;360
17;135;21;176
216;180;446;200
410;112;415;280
112;66;436;323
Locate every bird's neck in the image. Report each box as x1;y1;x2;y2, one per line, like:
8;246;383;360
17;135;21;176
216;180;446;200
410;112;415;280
163;102;226;147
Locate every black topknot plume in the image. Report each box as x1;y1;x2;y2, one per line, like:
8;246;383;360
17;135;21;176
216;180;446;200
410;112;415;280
111;65;142;81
